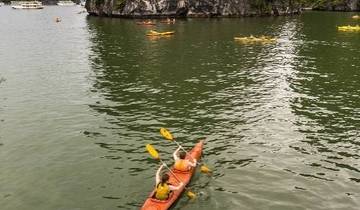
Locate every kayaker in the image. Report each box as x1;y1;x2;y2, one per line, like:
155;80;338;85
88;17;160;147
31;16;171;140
155;163;184;200
173;146;197;171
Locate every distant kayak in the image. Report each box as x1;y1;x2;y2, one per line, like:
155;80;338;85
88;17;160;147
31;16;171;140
160;18;176;24
137;21;156;26
338;25;360;31
141;140;204;210
234;35;276;44
146;30;175;36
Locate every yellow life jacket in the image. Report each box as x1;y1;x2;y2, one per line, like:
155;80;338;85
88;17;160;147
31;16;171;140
174;159;189;171
155;183;170;200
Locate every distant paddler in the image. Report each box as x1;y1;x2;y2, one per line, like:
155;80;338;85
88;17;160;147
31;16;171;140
137;20;156;25
161;17;176;24
234;35;276;44
55;17;61;23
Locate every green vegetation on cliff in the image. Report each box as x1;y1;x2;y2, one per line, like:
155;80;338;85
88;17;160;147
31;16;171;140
244;0;357;11
301;0;360;10
249;0;360;11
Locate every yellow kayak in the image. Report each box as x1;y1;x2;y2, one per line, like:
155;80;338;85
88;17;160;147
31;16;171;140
234;35;276;44
338;25;360;31
146;30;175;36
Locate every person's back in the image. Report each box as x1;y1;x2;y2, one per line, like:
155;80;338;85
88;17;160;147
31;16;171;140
154;164;183;200
173;147;196;172
155;174;171;200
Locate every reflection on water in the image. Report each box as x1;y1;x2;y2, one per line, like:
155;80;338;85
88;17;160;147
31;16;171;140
86;12;359;209
288;13;360;189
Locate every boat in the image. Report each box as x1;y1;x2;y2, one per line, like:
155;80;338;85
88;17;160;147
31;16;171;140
57;0;76;6
352;15;360;19
11;1;44;9
77;10;86;14
234;35;276;44
146;30;175;36
147;35;173;41
160;18;176;24
137;21;156;26
338;25;360;31
141;140;204;210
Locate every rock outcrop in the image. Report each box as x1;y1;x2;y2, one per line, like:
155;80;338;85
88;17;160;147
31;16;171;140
312;0;360;11
86;0;302;17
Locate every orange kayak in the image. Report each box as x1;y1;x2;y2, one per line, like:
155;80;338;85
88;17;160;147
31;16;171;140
141;140;204;210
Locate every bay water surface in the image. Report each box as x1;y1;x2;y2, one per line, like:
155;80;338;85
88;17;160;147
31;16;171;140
0;6;359;210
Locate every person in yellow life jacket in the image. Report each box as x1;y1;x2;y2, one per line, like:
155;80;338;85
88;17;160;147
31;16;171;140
173;146;197;172
155;163;184;200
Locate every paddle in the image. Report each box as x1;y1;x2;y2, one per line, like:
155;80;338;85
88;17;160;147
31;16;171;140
160;128;211;174
146;144;196;199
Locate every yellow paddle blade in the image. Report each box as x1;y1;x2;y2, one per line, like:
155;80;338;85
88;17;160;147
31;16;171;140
200;165;211;173
160;127;173;141
186;191;196;199
146;144;160;160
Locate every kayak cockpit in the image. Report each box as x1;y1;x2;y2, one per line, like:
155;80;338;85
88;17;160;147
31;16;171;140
149;191;175;202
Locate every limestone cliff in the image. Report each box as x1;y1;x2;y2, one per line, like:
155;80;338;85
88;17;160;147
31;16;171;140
85;0;302;17
312;0;360;11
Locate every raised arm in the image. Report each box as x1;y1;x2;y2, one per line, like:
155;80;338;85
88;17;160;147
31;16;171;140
155;164;164;186
173;146;181;161
188;158;197;167
169;182;184;191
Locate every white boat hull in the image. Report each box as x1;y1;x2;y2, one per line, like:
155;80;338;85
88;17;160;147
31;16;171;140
11;1;44;9
12;5;44;9
57;2;76;6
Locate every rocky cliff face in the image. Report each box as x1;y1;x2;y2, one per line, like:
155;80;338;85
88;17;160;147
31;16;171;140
312;0;360;11
86;0;302;17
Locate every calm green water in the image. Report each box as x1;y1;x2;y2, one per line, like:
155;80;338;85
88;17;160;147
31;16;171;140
0;6;359;210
